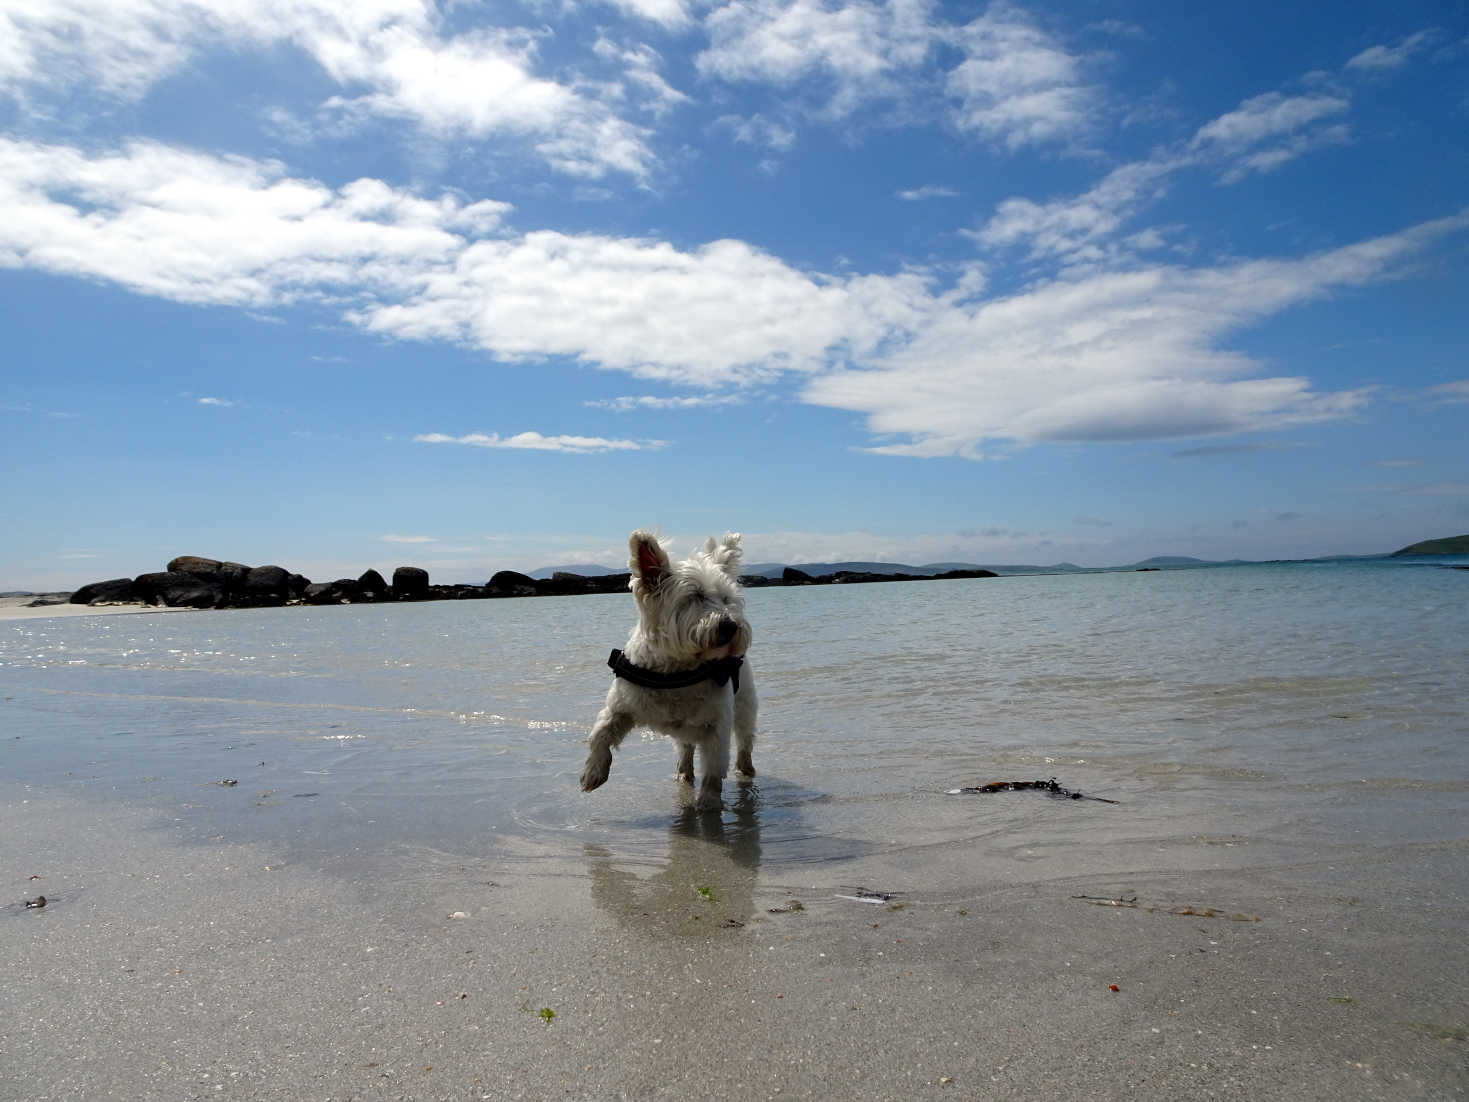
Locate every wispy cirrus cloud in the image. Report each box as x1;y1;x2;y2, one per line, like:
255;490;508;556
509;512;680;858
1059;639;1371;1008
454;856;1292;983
585;394;743;412
1345;29;1441;72
379;533;437;544
414;431;664;454
1425;379;1469;405
897;185;959;201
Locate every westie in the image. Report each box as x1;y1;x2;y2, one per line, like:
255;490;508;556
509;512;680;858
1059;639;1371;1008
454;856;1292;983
579;530;758;813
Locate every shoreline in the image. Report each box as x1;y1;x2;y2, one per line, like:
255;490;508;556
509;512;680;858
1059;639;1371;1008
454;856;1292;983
6;785;1466;1099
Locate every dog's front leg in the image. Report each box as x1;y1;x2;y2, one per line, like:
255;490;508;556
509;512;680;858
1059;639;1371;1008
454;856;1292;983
581;706;634;792
674;742;695;784
694;707;732;813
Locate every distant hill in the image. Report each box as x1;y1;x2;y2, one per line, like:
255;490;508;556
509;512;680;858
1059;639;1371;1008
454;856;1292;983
1391;534;1469;556
1127;556;1210;567
746;559;1090;579
528;563;622;579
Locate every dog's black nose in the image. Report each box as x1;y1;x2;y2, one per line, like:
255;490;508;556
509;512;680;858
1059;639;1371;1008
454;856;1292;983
715;617;737;645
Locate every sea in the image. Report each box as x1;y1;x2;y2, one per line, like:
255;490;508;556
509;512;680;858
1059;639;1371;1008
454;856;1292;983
4;559;1468;885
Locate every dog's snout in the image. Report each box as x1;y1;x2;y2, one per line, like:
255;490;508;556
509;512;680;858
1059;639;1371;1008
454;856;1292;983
715;616;738;645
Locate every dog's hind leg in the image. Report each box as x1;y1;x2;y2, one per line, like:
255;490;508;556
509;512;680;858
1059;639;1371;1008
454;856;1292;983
581;707;634;792
674;741;695;784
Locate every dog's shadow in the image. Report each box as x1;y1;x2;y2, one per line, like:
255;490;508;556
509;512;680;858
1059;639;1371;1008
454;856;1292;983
585;783;764;937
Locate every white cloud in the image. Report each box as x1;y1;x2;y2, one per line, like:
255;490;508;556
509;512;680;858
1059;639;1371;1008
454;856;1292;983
974;155;1180;263
379;533;437;543
896;184;958;201
1426;379;1469;404
197;396;236;406
715;113;798;151
1190;91;1351;180
1345;30;1439;72
0;138;507;306
354;232;934;386
804;212;1469;458
0;0;658;179
1191;92;1349;151
599;0;695;30
413;431;665;453
586;394;744;411
696;0;935;117
3;138;1465;462
944;3;1098;150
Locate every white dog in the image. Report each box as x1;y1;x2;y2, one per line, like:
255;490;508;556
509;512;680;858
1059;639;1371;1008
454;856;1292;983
579;530;758;813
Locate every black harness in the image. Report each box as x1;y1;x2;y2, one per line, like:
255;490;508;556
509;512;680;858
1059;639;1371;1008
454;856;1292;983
607;648;744;694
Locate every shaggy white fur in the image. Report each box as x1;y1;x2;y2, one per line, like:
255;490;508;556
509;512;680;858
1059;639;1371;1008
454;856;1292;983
579;529;758;813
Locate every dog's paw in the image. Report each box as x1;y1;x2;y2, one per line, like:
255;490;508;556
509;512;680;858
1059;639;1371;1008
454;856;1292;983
694;780;723;813
734;755;756;780
580;751;612;792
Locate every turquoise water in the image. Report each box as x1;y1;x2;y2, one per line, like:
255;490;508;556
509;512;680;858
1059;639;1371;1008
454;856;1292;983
3;561;1467;878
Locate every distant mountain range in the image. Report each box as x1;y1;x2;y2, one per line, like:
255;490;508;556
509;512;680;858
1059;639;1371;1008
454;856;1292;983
528;533;1469;580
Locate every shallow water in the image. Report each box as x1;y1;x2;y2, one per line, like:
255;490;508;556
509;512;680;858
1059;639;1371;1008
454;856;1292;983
4;560;1467;881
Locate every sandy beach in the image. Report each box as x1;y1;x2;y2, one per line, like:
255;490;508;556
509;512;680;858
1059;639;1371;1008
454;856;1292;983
0;596;195;622
5;786;1466;1101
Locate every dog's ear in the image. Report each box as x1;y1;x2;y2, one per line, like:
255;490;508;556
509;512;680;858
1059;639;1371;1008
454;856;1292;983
628;530;670;591
706;532;743;578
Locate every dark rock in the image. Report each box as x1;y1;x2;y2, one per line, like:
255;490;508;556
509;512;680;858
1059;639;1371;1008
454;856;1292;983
70;578;140;605
781;567;815;584
357;569;389;602
240;565;292;606
26;595;71;607
429;584;492;600
487;570;538;597
932;569;998;580
134;571;226;608
303;579;363;605
167;556;251;591
392;566;430;601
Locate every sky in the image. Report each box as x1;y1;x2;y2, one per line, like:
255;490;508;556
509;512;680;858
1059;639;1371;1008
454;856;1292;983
2;0;1467;590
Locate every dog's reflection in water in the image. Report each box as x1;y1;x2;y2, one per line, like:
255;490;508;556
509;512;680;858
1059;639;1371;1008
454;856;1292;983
586;784;762;937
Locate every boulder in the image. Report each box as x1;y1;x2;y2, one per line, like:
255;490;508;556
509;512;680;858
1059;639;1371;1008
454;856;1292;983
303;579;363;605
70;578;140;605
357;569;389;602
487;570;537;596
391;566;430;601
167;556;250;591
240;565;292;605
781;567;815;584
133;571;226;608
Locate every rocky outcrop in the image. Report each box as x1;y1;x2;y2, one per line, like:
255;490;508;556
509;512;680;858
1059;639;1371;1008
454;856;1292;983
304;579;364;605
392;566;430;601
487;570;538;596
64;556;1001;614
133;571;227;608
70;578;140;605
357;569;390;602
168;556;250;589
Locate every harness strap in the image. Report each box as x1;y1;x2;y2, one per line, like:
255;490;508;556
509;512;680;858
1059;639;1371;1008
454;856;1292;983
608;648;743;693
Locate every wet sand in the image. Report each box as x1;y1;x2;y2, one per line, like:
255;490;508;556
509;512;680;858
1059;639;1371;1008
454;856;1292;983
4;788;1466;1100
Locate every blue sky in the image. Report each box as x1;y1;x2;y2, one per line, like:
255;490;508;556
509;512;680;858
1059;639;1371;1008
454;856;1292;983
2;0;1466;589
